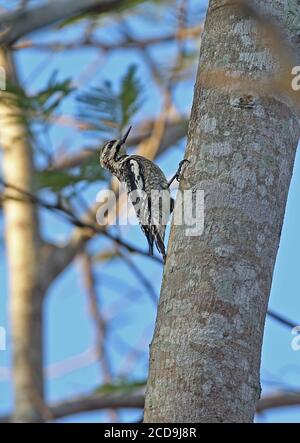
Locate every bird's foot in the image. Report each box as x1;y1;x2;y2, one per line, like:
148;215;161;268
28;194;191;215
175;159;190;182
168;159;190;187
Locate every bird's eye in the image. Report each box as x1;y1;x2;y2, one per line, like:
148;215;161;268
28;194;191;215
105;140;116;149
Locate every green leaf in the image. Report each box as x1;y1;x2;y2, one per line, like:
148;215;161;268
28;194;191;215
119;65;143;128
33;151;105;192
2;73;73;124
77;82;119;135
77;64;144;137
33;170;83;192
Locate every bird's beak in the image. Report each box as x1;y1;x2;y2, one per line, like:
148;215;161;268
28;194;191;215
120;126;132;145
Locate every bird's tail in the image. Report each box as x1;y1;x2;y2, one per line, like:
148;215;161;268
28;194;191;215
142;225;154;256
151;225;166;262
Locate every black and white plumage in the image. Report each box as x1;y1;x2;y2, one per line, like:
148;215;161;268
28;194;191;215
100;126;188;262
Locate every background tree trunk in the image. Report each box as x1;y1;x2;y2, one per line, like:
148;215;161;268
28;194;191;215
0;48;45;422
144;0;300;423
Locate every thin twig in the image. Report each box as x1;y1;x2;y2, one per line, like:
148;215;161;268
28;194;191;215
267;309;299;329
0;178;163;263
117;250;158;306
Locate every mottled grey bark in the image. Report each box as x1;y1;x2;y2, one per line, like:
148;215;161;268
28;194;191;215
144;0;300;423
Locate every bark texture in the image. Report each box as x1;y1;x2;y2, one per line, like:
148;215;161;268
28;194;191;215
144;0;300;423
0;48;44;422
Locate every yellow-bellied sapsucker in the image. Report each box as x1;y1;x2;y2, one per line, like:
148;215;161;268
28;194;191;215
100;126;188;262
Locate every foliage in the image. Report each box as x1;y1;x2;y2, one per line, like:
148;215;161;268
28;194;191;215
2;72;73;125
77;64;143;138
33;170;83;193
33;151;103;192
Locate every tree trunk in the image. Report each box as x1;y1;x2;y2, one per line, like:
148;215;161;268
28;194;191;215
144;0;300;423
0;48;45;422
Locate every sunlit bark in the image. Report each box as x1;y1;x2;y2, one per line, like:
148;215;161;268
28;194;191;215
0;48;44;422
144;0;300;423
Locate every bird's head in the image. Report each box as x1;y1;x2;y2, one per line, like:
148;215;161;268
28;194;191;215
100;126;132;171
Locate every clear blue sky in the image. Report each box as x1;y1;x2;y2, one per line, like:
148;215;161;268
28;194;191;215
0;0;300;423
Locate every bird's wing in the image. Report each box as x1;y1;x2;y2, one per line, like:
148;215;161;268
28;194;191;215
120;157;149;223
120;157;168;259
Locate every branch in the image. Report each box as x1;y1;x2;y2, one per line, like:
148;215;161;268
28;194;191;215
0;178;163;288
118;250;158;305
0;387;145;422
256;391;300;414
13;26;203;51
2;385;300;421
2;179;300;328
3;176;300;329
0;0;123;45
267;309;299;329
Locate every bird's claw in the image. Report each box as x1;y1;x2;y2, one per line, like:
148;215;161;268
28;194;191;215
176;159;190;182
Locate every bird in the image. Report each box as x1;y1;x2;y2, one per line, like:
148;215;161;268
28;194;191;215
99;126;189;262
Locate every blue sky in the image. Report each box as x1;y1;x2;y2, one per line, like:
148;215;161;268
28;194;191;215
0;0;300;423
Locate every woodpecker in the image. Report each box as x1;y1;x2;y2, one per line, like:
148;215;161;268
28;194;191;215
99;126;188;262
